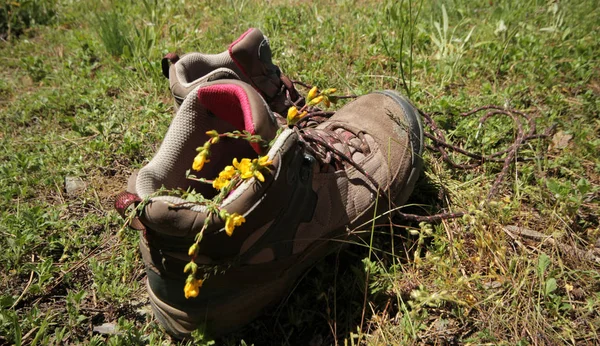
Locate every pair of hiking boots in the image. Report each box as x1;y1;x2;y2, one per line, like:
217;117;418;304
115;28;424;339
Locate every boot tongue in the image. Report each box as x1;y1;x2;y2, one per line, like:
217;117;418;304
228;28;282;100
197;79;279;154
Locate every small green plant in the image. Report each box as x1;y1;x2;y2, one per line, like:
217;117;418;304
0;0;57;40
21;56;48;82
382;0;424;97
540;1;571;39
94;9;133;57
426;4;475;84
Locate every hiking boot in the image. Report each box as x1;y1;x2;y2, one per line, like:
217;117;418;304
115;79;423;339
162;28;301;116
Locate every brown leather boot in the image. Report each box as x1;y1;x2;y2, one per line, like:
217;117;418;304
116;79;423;339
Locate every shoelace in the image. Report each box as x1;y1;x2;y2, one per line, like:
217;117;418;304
299;126;369;171
293;116;462;224
293;112;470;223
292;109;383;194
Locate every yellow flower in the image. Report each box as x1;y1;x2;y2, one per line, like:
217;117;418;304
287;106;299;124
220;165;236;179
231;156;273;183
287;107;308;125
233;158;253;179
254;170;265;182
307;86;318;102
225;212;245;236
212;165;236;190
257;155;272;167
308;95;324;106
192;151;210;171
249;156;272;182
287;106;298;118
184;278;203;299
322;88;337;95
212;176;230;190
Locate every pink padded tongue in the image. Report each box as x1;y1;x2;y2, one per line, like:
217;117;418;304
196;84;260;153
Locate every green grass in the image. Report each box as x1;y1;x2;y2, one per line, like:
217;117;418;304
1;0;599;344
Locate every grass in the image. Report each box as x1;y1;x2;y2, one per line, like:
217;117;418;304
1;0;599;344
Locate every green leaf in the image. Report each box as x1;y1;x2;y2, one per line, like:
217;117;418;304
545;278;557;296
537;253;551;276
442;4;448;40
576;178;591;195
545;178;564;197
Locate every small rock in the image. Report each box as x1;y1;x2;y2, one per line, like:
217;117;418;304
65;176;86;195
549;130;572;151
93;322;118;335
136;305;153;317
571;288;586;300
483;281;503;289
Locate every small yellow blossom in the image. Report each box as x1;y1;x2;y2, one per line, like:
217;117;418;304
307;86;318;102
308;95;324;106
287;106;299;124
213;176;230;190
212;165;236;190
249;156;273;182
231;156;273;182
253;170;265;182
188;243;199;257
205;130;219;137
225;212;246;236
287;106;298;118
233;158;253;179
257;155;272;167
220;165;236;179
287;107;308;125
184;278;203;299
192;151;210;171
206;130;220;144
322;88;337;95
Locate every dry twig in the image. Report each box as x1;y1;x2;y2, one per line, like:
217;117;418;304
503;225;600;264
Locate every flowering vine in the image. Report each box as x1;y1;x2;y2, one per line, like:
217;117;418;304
122;85;341;299
287;86;337;125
